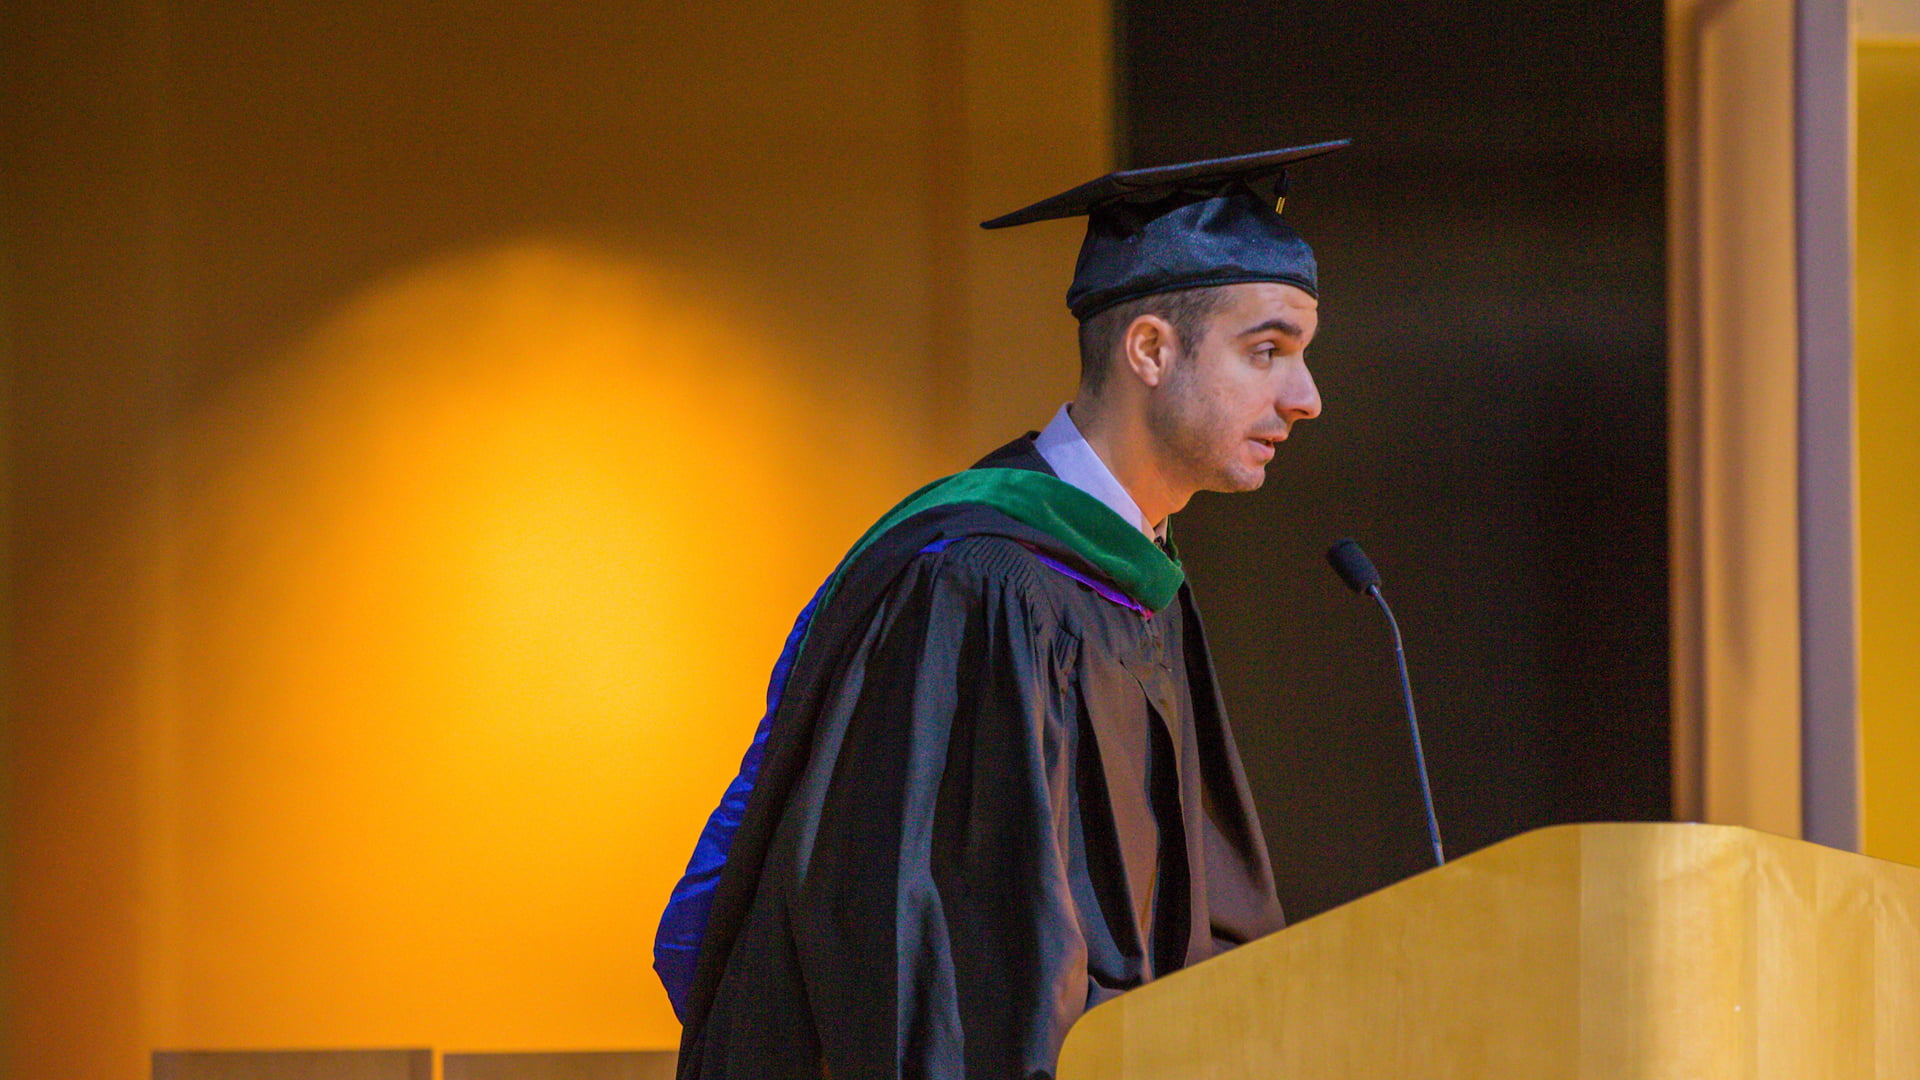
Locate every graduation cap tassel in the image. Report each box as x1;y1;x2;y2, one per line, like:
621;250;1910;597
1274;171;1290;215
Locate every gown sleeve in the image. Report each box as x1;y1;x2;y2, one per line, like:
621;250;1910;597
786;537;1091;1079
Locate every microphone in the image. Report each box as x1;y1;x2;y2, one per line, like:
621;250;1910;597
1325;539;1445;867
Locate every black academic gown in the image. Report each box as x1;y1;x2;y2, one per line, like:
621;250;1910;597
677;436;1284;1080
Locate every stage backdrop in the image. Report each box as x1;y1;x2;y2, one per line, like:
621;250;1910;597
1116;0;1673;919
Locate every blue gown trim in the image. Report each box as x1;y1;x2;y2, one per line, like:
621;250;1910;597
652;580;827;1019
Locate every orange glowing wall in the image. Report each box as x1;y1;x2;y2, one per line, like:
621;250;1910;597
1;1;1110;1075
1856;39;1920;871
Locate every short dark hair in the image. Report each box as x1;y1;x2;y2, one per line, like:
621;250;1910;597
1075;286;1232;394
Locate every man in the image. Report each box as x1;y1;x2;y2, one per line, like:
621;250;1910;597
657;140;1346;1079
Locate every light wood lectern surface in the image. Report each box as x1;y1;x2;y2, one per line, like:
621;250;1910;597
1058;824;1920;1079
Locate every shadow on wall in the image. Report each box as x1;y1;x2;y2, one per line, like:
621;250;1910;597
145;241;919;1050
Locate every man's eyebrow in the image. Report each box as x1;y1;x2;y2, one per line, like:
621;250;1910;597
1235;317;1307;340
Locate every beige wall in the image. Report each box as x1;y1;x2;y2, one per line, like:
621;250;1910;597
1;2;1108;1076
1667;0;1804;836
1670;0;1920;860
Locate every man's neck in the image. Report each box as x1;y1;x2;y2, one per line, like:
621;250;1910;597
1067;394;1185;529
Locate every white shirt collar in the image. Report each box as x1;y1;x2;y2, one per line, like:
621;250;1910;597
1032;404;1164;541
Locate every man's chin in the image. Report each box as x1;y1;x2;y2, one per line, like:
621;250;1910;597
1202;467;1267;495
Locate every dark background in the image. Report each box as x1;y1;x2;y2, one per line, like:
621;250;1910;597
1119;0;1671;920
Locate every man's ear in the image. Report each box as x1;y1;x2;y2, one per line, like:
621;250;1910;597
1122;314;1179;388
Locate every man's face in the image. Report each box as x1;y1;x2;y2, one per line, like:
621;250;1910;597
1146;281;1322;495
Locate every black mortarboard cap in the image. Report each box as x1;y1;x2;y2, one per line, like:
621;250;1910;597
981;139;1350;321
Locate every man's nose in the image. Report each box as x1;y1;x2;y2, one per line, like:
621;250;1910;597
1279;364;1322;423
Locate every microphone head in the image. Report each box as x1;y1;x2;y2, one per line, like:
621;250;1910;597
1325;539;1381;594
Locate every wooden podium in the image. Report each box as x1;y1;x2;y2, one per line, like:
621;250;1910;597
1058;824;1920;1078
